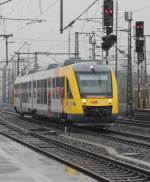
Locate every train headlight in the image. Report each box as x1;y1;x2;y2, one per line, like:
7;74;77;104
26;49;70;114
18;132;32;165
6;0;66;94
108;99;112;104
82;99;86;105
90;65;94;69
90;65;95;72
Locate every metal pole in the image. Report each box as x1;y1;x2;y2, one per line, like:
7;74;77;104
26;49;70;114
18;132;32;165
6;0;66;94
75;32;79;58
137;56;141;108
92;32;96;60
115;0;118;79
6;36;8;65
34;52;38;68
7;67;10;103
144;36;147;83
68;28;71;58
60;0;63;33
106;50;109;64
126;13;133;117
28;43;30;71
2;65;6;103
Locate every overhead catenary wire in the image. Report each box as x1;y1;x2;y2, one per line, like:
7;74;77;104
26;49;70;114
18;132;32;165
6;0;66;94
0;17;45;22
13;0;59;34
63;0;99;31
0;0;14;6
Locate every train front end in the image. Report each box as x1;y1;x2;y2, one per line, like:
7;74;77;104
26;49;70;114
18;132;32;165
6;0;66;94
66;61;118;127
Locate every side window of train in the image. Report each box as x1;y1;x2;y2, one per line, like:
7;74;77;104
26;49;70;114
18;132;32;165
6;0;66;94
48;79;51;105
29;82;31;98
33;81;36;98
67;78;73;99
52;78;56;99
44;79;47;104
40;80;43;104
60;77;64;99
56;77;64;99
17;84;19;98
37;80;40;104
22;82;28;103
22;83;24;102
26;82;29;102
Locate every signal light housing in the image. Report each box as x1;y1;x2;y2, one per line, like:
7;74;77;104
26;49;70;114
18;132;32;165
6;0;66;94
135;21;144;37
101;34;117;50
103;0;113;27
136;39;144;52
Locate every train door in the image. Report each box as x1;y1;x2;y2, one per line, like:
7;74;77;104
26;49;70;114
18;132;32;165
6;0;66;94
51;77;65;116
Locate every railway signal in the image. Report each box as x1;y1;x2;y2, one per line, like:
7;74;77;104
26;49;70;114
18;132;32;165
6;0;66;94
101;34;117;50
135;21;145;63
103;0;113;27
102;0;115;64
136;39;144;53
135;21;144;37
135;21;145;109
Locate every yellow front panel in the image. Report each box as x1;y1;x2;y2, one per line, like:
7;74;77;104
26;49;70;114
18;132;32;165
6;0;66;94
82;98;113;106
111;69;119;114
58;65;119;115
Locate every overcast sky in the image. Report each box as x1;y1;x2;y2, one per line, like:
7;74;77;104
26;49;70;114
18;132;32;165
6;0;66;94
0;0;150;68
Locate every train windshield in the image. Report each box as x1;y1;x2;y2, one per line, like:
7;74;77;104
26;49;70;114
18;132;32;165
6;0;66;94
76;72;112;98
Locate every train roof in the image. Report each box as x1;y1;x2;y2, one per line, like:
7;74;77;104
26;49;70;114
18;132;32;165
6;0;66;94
14;59;111;84
71;61;110;72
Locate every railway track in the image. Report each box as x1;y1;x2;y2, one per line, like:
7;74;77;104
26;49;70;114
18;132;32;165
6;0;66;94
1;110;150;156
133;109;150;121
119;117;150;128
3;110;150;150
101;130;150;149
0;111;150;181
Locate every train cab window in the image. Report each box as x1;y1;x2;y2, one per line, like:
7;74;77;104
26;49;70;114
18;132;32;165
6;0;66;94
67;79;73;98
76;71;112;98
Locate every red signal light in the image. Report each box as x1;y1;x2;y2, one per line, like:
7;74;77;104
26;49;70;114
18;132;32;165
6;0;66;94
136;25;143;29
104;8;113;14
104;9;108;13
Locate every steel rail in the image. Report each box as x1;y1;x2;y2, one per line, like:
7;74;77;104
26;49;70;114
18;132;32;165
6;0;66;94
0;114;150;181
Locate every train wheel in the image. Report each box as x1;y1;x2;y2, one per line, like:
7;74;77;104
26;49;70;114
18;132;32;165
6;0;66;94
32;110;37;119
20;113;24;117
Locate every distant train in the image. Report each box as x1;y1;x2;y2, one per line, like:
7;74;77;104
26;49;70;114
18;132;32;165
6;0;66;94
14;59;119;127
